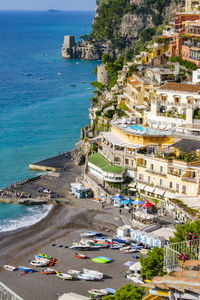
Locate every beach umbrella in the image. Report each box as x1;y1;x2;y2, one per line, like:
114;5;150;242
140;200;154;208
129;262;141;271
123;261;134;267
124;196;133;202
120;199;130;205
111;194;124;201
131;200;144;205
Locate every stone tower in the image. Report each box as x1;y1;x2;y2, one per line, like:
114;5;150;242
97;64;109;85
61;36;75;59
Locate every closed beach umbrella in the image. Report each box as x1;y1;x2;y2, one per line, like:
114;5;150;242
140;200;154;208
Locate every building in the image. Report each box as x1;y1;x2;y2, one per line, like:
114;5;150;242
192;68;200;82
146;82;200;128
185;0;200;14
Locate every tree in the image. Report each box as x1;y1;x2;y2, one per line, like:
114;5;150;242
169;219;200;243
139;27;156;42
140;247;166;280
102;53;114;64
102;284;145;300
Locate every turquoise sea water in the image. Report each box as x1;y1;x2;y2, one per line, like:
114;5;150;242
0;10;98;231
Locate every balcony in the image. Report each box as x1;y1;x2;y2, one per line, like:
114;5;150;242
137;164;146;168
182;177;197;183
146;169;167;177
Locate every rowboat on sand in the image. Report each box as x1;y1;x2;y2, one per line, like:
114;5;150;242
4;265;17;272
74;253;87;259
56;273;73;280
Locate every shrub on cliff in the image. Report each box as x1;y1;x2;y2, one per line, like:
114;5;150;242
102;284;145;300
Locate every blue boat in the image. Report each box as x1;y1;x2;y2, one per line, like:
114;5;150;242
18;266;33;272
110;244;122;250
132;254;140;259
104;288;116;295
112;238;129;244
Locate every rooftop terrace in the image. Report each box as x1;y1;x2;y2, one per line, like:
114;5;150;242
88;153;124;174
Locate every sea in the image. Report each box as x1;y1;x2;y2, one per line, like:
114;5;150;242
0;10;98;232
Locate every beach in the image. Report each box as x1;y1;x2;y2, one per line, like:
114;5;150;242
0;195;137;299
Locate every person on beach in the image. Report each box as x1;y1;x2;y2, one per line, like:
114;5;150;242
119;209;122;215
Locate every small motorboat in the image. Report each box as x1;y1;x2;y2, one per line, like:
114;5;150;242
57;73;62;75
88;289;108;297
110;244;123;250
30;260;48;267
122;249;138;254
70;244;90;250
120;246;131;251
56;273;72;280
87;87;92;90
69;84;76;87
77;273;95;281
92;257;112;264
74;253;87;259
49;258;56;266
4;265;17;272
81;81;87;83
18;266;33;273
83;268;103;280
37;253;51;259
68;269;81;275
112;238;130;244
132;254;140;259
40;268;56;275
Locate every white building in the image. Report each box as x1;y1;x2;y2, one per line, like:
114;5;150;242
192;69;200;83
146;82;200;128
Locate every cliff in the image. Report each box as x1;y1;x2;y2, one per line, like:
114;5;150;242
62;0;184;60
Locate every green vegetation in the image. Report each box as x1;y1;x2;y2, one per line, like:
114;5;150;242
193;109;200;119
91;0;173;52
104;109;115;119
169;219;200;243
105;56;124;88
140;247;166;280
169;198;198;217
139;27;156;43
88;152;124;173
102;284;145;300
171;56;197;70
91;81;106;90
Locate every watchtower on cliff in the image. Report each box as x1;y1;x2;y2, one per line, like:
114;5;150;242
97;64;109;85
63;36;75;49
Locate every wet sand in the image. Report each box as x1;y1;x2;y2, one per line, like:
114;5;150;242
0;200;137;300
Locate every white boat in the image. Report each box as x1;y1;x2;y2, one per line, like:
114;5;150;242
77;273;95;281
30;260;48;267
80;231;101;237
56;273;72;280
35;255;50;263
127;273;143;284
120;246;131;251
83;268;103;280
122;249;138;254
70;244;90;250
4;265;17;271
68;269;81;275
88;289;108;297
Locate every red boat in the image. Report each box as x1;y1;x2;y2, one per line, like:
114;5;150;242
74;252;87;259
49;258;56;267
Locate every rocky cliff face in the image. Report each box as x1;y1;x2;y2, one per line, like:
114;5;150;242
62;0;184;60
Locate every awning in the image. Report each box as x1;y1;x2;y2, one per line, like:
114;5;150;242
137;183;145;190
129;188;137;192
144;185;155;193
154;188;165;196
164;191;174;199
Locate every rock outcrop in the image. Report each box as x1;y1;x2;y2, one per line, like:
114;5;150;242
62;0;184;60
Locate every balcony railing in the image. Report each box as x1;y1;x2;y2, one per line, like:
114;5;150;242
164;238;200;272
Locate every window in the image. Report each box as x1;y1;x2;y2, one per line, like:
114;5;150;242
139;174;143;181
197;75;200;79
191;171;196;178
182;185;186;194
160;179;163;186
169;182;173;189
178;169;182;176
160;166;163;174
174;96;180;104
148;176;151;183
125;158;129;165
176;183;179;193
150;163;154;170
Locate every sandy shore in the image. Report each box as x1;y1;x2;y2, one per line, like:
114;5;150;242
0;198;138;300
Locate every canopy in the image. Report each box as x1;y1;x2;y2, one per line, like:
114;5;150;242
129;262;141;271
140;200;154;207
123;261;134;267
110;195;124;201
124;196;133;201
120;199;131;205
131;200;144;205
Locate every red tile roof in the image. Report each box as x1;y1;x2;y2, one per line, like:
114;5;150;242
159;82;200;93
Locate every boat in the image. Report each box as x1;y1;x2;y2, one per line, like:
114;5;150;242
18;266;33;273
40;268;56;275
95;256;112;262
83;268;103;280
38;253;51;259
104;288;116;295
68;270;81;275
80;231;102;237
70;245;90;250
110;244;123;250
120;246;131;251
57;73;62;75
35;255;50;263
38;77;44;80
91;257;112;264
112;238;130;244
30;260;48;267
88;289;108;297
56;273;73;280
122;249;138;254
74;253;87;259
77;273;95;281
132;254;140;259
87;87;92;90
49;258;56;266
80;81;87;83
69;84;76;87
127;273;143;284
4;265;17;271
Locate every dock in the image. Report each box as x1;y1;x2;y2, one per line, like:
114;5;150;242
29;153;71;172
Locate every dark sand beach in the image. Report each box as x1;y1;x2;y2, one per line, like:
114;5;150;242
0;196;136;299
